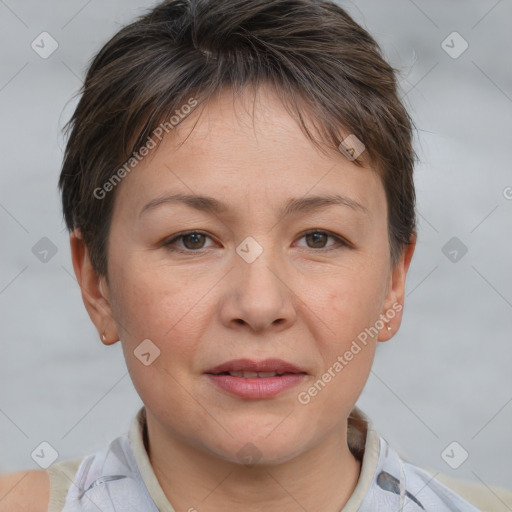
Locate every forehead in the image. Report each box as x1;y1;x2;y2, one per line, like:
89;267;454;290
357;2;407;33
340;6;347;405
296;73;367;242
113;85;386;221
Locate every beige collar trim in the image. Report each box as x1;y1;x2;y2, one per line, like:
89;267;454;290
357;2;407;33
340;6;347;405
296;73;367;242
128;405;381;512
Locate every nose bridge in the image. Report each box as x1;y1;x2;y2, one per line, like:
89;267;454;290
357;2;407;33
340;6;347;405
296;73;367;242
236;234;284;300
226;234;296;331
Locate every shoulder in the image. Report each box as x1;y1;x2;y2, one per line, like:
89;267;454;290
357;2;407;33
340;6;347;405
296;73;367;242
372;436;485;511
402;461;510;512
436;473;512;512
0;469;49;512
0;458;83;512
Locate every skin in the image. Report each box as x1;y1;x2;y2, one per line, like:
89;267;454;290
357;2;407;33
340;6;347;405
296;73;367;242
68;85;415;512
0;471;49;512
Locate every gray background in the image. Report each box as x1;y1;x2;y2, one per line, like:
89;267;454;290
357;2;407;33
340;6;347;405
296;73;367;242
1;0;511;501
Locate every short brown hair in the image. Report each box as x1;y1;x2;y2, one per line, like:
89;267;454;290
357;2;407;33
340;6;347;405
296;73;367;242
59;0;417;277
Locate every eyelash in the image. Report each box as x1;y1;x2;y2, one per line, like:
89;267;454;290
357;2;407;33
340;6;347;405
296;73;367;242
162;229;350;254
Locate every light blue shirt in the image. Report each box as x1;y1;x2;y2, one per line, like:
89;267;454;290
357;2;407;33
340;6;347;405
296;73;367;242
60;407;483;512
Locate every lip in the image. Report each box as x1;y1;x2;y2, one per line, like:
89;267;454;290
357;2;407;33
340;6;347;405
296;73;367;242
204;358;307;399
205;358;306;375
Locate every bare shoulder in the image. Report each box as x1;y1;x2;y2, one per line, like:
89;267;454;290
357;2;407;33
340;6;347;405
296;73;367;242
0;469;49;512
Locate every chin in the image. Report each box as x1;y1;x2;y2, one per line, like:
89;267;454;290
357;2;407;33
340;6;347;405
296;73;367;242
214;442;304;467
199;423;311;467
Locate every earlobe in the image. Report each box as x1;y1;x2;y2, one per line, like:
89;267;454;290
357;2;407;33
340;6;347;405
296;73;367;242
69;228;119;345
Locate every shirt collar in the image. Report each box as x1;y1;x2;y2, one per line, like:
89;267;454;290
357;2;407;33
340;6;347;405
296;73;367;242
128;405;381;512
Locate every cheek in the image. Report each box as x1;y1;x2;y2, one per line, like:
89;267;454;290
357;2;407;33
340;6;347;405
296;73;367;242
110;263;208;421
108;262;205;397
308;262;386;388
110;257;204;340
299;278;379;421
320;260;387;335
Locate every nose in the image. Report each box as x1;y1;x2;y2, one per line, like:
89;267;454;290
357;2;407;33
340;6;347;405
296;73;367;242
219;248;297;333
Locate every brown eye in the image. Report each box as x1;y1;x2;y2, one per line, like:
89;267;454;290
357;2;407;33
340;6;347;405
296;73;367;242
296;230;349;251
163;231;214;252
182;232;206;250
305;231;329;249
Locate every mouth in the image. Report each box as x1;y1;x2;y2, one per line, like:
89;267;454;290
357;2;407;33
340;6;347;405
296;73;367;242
205;358;307;376
211;370;299;378
204;358;307;399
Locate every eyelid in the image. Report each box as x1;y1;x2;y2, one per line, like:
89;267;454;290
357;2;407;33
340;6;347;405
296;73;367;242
163;230;216;251
295;229;351;250
163;229;351;252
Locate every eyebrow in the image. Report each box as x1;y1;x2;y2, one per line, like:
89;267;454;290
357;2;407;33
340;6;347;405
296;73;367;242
139;193;369;219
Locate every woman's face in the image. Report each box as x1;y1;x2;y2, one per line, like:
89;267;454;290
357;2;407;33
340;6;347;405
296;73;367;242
76;85;413;464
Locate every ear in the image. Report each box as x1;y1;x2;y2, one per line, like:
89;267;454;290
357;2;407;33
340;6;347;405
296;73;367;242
378;232;416;342
69;228;119;345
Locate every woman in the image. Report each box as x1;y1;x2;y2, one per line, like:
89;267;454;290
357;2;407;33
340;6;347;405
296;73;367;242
0;0;500;510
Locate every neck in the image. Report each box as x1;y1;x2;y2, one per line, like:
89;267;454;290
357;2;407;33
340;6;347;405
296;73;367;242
145;411;362;512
